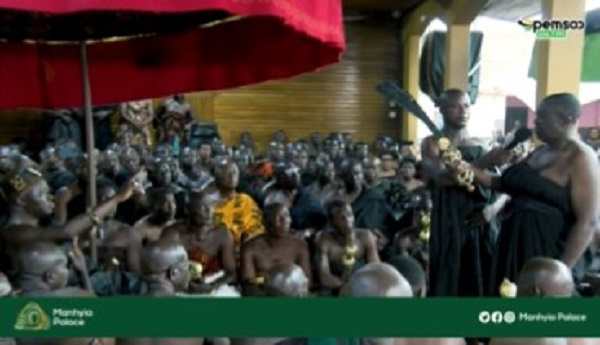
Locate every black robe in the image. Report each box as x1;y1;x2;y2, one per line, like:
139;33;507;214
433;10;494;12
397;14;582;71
428;145;498;297
351;187;393;237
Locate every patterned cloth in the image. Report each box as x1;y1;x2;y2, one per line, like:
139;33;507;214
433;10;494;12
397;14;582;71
213;193;265;245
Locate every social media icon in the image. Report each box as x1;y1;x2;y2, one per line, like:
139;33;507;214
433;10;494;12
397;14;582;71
504;311;516;324
492;311;504;323
479;311;491;324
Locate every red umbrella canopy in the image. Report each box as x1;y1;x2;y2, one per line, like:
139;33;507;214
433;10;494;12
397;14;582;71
0;0;345;109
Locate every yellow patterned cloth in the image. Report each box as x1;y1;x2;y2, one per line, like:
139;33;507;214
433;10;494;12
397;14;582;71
213;193;265;245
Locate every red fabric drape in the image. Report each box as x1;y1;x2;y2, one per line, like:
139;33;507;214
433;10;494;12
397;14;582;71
0;0;345;109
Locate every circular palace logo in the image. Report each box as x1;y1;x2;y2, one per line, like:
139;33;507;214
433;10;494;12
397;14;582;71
14;302;51;331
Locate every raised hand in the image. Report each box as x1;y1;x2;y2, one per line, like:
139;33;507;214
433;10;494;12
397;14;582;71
117;169;146;202
68;238;87;274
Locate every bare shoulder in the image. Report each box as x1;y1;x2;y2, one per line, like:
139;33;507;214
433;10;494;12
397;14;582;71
290;235;309;249
315;230;334;246
243;233;267;250
116;222;142;242
163;220;186;232
133;215;151;228
574;140;599;163
161;221;186;239
215;226;234;241
355;229;375;240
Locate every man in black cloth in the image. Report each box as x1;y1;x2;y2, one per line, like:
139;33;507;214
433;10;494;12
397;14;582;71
421;89;505;298
263;163;327;237
330;158;392;252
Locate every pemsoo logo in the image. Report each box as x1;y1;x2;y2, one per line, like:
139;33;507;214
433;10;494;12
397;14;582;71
14;302;51;331
518;18;585;39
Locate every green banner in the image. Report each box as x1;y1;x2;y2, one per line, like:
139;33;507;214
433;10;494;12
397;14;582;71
0;298;598;338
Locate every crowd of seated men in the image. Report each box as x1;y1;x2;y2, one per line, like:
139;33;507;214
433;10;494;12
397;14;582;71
0;126;598;345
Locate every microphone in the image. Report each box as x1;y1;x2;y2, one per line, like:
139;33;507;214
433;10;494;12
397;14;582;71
503;128;533;151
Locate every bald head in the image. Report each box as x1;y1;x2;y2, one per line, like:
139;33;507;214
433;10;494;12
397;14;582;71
389;256;427;297
17;242;70;292
341;263;413;297
265;263;309;297
0;272;11;296
439;89;469;106
141;240;188;275
17;242;67;276
540;93;581;124
517;258;574;297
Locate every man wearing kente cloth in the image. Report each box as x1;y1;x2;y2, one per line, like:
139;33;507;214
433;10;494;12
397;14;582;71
162;191;238;296
14;241;115;345
119;100;154;149
330;158;393;253
316;200;379;296
241;203;311;296
421;89;506;298
208;158;265;247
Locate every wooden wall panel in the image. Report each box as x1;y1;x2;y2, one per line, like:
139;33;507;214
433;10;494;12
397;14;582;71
187;20;401;151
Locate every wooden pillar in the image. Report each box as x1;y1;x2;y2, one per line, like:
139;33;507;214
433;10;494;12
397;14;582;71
443;23;471;90
402;35;421;142
400;0;445;142
535;0;585;105
440;0;488;91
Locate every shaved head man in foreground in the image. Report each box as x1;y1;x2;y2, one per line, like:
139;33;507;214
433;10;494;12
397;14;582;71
492;258;599;345
15;242;113;345
341;263;463;345
117;240;205;345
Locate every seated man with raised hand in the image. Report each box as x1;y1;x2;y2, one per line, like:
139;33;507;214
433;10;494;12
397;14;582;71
241;203;311;296
316;200;379;296
117;239;206;345
0;166;142;276
14;241;115;345
491;258;600;345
